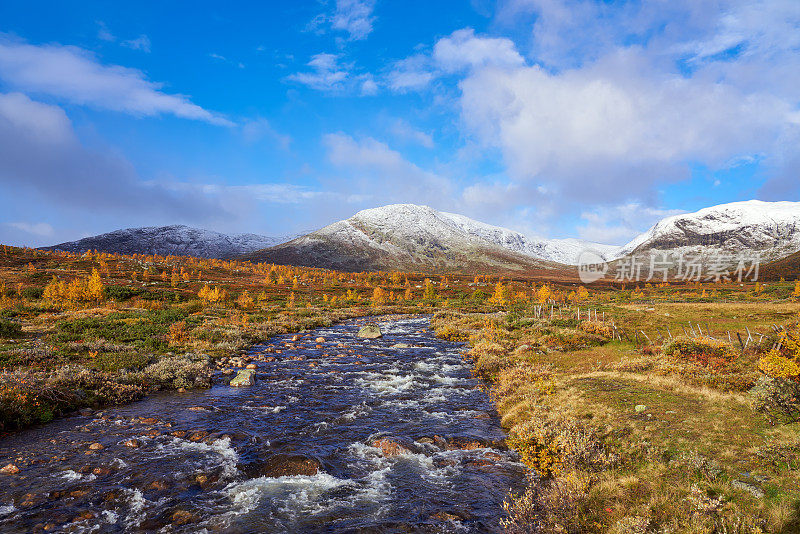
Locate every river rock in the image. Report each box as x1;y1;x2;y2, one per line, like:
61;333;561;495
431;511;462;522
149;480;169;491
446;437;484;450
372;438;411;457
315;337;326;343
390;343;410;348
88;442;104;451
124;439;140;448
1;463;19;475
171;510;198;526
254;454;322;477
230;369;255;387
246;363;257;370
92;466;112;476
357;324;382;339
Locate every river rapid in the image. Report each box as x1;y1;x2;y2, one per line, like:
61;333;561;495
0;316;525;533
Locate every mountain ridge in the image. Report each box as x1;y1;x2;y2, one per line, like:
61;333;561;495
240;204;611;273
613;200;800;263
43;225;285;260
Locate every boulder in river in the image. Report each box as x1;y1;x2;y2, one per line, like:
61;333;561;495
171;510;198;526
372;438;412;457
254;454;322;477
1;463;20;475
357;324;382;339
230;369;255;387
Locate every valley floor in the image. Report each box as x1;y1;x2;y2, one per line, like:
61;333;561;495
1;244;799;532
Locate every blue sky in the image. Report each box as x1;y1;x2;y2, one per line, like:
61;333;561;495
1;0;798;247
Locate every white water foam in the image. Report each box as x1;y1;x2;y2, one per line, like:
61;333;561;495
356;373;418;395
224;472;352;518
123;488;147;528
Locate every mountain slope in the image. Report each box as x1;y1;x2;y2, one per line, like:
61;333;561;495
613;200;800;262
760;250;800;281
438;211;619;264
241;204;609;273
44;225;282;259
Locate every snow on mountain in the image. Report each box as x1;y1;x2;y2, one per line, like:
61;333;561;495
289;204;619;265
613;200;800;262
44;225;284;259
243;204;617;271
438;211;618;264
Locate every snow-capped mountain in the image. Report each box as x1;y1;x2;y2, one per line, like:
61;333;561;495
44;225;284;259
613;200;800;262
242;204;615;272
438;211;619;264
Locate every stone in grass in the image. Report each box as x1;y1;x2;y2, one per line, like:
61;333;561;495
357;324;382;339
230;369;255;387
634;405;647;413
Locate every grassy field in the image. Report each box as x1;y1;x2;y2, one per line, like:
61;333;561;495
431;298;800;533
1;243;799;532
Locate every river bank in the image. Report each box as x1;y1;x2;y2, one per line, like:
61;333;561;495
430;307;800;533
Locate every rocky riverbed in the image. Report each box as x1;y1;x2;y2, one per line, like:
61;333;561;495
0;316;524;533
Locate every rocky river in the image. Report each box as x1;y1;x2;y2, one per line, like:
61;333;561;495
0;316;525;533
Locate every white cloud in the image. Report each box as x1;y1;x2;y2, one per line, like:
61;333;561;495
360;75;379;95
386;28;524;92
97;22;115;42
5;222;54;237
389;119;434;148
387;55;434;92
577;203;685;245
331;0;376;41
121;35;151;53
194;183;326;204
289;53;376;94
288;53;350;91
433;28;524;72
0;92;227;219
0;37;231;125
241;118;292;149
323;133;454;202
459;48;793;202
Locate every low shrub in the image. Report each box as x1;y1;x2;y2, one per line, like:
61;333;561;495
20;286;44;300
0;320;23;339
90;352;152;372
579;320;614;339
503;472;591;534
751;376;800;422
469;340;507;377
435;325;470;342
758;324;800;381
550;317;578;328
103;285;140;301
663;337;737;368
141;354;212;390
